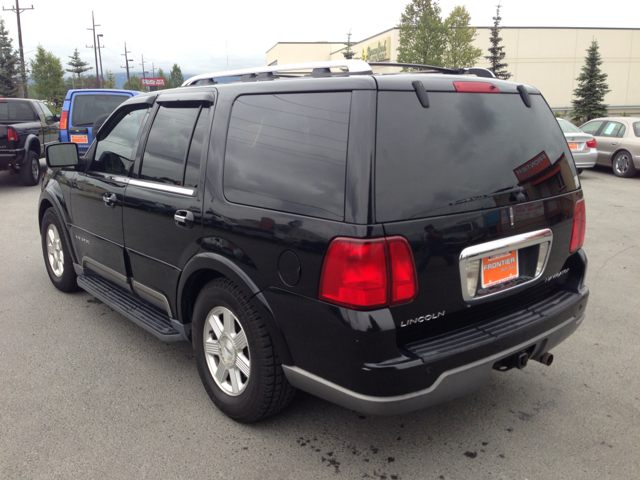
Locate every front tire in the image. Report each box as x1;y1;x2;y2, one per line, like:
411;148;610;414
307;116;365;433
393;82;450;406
20;150;41;186
41;208;78;292
192;278;295;423
612;150;636;178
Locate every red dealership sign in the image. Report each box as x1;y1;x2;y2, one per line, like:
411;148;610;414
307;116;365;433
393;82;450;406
140;77;166;87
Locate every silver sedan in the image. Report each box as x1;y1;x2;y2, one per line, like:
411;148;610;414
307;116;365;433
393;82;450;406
557;118;597;172
580;117;640;178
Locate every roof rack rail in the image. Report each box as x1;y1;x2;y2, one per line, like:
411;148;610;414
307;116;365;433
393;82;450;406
182;60;372;86
369;62;496;78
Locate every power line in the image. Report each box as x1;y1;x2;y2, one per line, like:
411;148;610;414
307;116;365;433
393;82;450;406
2;0;34;98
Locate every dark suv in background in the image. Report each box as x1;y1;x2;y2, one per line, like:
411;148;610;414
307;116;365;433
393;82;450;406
39;60;589;423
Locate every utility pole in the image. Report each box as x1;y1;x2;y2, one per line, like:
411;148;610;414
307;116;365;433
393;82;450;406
121;42;132;81
86;11;100;88
97;33;104;86
139;55;148;91
2;0;34;99
151;62;155;77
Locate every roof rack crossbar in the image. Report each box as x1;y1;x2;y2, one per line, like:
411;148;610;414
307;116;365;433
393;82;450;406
369;62;496;78
182;60;372;86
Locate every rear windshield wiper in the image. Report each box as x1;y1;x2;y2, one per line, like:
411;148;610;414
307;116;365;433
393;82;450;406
450;186;525;206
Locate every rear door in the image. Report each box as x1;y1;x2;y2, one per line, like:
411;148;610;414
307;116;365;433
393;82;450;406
68;91;135;154
593;120;627;164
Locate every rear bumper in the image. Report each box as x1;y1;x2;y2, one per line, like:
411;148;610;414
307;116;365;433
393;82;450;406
0;148;26;168
571;149;597;169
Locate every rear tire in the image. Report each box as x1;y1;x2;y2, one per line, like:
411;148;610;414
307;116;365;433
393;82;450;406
20;150;41;186
41;208;78;292
612;151;636;178
192;278;295;423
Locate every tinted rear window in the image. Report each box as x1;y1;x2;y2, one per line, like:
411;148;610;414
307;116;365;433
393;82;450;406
0;101;36;121
71;94;130;127
375;91;578;222
224;92;350;220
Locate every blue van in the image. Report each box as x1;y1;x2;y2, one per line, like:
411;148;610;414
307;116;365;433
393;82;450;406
59;89;140;154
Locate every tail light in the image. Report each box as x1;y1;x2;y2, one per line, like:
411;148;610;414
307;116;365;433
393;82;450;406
319;236;417;310
7;127;18;141
60;110;68;130
453;82;500;93
586;139;596;149
569;199;586;253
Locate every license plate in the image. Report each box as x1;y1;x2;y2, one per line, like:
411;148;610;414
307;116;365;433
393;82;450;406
70;135;88;144
481;250;519;288
568;142;578;150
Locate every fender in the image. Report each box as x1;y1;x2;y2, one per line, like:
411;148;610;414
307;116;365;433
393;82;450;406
38;181;79;266
178;252;293;365
23;134;42;160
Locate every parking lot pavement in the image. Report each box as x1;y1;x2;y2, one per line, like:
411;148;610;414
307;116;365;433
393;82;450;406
1;166;638;479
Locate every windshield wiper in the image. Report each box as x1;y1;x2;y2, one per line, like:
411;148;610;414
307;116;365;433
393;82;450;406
450;186;526;206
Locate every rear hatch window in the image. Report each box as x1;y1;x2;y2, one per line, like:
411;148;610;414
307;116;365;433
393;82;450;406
375;91;579;222
71;94;130;127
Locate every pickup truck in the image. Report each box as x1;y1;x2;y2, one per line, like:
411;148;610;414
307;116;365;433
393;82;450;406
59;89;139;155
0;98;59;186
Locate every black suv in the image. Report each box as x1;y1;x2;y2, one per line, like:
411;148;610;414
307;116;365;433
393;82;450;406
39;60;589;423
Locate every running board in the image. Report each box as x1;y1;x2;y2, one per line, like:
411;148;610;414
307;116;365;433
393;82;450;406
77;274;183;342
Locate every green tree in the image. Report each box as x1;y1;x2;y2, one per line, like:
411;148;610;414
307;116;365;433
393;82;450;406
103;70;116;89
571;40;610;124
66;48;91;89
122;74;142;91
443;6;482;69
30;45;65;106
484;3;511;79
342;31;356;60
0;18;21;97
168;63;184;88
156;67;169;90
397;0;448;67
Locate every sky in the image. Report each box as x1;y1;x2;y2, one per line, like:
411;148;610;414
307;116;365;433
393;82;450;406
0;0;627;80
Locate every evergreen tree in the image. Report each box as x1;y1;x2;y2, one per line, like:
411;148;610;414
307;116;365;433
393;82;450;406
156;67;169;90
66;48;91;89
122;74;142;91
484;3;511;79
397;0;448;67
169;63;184;88
571;40;610;124
0;18;21;97
342;31;356;60
103;70;116;89
443;6;482;69
30;46;65;106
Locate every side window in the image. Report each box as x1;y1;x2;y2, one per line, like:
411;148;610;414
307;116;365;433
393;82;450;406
39;102;55;123
184;107;210;188
634;122;640;137
580;121;603;135
93;108;149;175
224;92;351;220
600;121;625;138
139;102;203;186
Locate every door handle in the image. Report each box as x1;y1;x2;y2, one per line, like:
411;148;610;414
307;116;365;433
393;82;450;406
611;142;617;145
174;210;195;229
103;192;117;208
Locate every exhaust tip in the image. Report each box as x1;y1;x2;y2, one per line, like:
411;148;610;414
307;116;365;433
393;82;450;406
536;352;554;366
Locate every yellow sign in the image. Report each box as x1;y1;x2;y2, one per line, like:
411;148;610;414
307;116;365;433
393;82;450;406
365;37;391;62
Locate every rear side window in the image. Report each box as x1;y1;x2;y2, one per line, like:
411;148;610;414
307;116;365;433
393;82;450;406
375;91;578;222
634;122;640;137
224;92;350;220
599;121;625;138
0;101;36;121
71;94;130;126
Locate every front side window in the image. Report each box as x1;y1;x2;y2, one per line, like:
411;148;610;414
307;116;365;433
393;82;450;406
39;102;55;123
580;120;603;135
93;108;149;175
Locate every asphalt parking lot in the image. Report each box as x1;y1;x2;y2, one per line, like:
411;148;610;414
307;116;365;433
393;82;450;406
1;165;638;479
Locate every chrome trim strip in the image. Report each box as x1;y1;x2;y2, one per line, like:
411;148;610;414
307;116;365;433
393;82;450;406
282;315;581;415
128;179;195;196
458;228;553;303
132;280;172;317
82;256;130;291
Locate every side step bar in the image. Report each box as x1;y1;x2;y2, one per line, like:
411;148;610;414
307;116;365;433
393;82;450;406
77;275;183;342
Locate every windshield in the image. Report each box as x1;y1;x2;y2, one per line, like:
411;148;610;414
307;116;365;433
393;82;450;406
71;94;130;127
375;91;579;222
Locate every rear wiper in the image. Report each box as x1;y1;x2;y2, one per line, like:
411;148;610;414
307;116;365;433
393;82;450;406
450;186;525;206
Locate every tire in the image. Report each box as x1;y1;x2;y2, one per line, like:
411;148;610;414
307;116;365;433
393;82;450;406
41;208;79;292
612;150;636;178
20;150;41;186
192;278;295;423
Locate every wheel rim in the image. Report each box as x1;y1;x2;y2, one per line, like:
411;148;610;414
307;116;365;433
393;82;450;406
203;306;250;396
31;157;39;181
46;224;64;277
615;154;630;174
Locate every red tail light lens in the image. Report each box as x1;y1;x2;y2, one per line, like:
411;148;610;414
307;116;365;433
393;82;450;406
7;127;18;141
570;198;586;253
586;139;597;149
319;236;417;310
453;82;500;93
60;110;68;130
